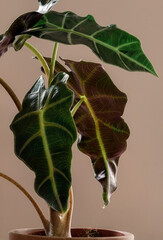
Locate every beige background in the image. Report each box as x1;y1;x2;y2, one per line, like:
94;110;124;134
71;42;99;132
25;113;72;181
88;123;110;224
0;1;162;240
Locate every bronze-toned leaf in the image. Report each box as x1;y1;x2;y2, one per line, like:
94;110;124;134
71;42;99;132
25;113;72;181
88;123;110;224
63;59;130;205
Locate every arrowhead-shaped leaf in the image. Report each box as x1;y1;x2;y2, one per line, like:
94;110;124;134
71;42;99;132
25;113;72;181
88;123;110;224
38;0;59;14
10;72;77;213
27;11;157;75
0;12;43;57
52;59;130;205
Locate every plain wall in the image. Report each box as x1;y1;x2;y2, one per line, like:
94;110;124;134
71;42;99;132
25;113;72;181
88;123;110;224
0;1;162;240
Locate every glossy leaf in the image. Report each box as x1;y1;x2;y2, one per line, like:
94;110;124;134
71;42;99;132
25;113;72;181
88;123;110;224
52;59;130;205
10;72;77;213
0;12;43;57
27;11;157;75
38;0;59;14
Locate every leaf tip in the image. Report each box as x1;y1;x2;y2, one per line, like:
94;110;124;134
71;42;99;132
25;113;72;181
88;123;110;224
51;71;69;86
103;192;109;207
148;64;158;77
153;70;158;77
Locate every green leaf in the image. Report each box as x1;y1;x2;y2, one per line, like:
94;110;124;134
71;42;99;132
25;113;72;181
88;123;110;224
0;12;43;57
38;0;59;14
27;11;157;76
10;72;77;213
13;35;31;51
65;60;129;205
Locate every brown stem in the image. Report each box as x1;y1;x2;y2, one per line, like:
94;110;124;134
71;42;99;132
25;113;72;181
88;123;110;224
49;187;73;237
63;186;73;237
0;172;49;234
0;77;22;111
49;208;62;236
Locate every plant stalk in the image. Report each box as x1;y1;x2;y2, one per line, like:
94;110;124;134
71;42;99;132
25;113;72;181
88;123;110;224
71;97;85;117
48;42;59;86
49;187;73;237
0;172;49;234
24;42;50;78
0;77;21;111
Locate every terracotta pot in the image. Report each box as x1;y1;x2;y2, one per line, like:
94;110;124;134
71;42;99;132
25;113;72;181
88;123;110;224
9;228;134;240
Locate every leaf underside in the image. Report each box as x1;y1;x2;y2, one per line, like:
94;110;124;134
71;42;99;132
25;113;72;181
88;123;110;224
53;59;130;205
27;11;157;75
10;72;77;213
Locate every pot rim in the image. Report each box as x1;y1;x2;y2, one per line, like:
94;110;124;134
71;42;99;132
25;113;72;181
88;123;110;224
9;228;134;240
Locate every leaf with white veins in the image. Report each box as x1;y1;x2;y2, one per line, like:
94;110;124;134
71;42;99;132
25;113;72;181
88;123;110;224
27;11;157;75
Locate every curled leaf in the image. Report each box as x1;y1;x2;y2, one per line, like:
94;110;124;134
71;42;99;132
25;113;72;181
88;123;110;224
0;12;43;57
13;35;31;51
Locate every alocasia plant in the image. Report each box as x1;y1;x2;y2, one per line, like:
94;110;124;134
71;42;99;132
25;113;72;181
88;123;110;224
0;0;157;237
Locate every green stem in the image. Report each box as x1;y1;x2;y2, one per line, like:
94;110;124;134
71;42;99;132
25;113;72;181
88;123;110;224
0;77;21;111
0;172;50;234
71;97;85;117
24;42;50;78
48;42;59;86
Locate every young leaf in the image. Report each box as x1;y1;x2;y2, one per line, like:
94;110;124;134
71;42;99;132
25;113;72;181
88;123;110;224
27;11;157;75
53;59;130;205
10;73;77;213
0;12;43;57
38;0;59;14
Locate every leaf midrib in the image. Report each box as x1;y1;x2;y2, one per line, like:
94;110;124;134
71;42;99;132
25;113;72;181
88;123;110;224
83;95;109;204
39;110;63;212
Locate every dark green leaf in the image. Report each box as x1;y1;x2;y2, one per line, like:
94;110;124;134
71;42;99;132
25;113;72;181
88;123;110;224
63;59;129;205
13;34;31;51
0;12;43;57
38;0;59;14
10;72;77;213
27;11;157;75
